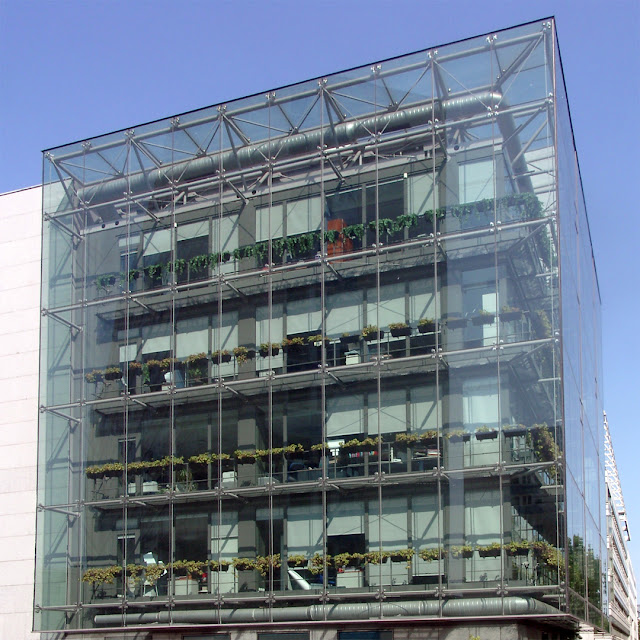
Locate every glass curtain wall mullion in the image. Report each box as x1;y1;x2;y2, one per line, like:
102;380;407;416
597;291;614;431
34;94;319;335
489;36;508;614
430;50;445;616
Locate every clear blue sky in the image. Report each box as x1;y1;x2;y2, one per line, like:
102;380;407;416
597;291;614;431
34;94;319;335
1;0;639;579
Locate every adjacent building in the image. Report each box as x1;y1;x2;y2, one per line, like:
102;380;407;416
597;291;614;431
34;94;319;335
35;18;609;639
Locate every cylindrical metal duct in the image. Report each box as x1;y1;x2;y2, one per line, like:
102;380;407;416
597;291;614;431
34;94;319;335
78;91;532;206
94;595;559;626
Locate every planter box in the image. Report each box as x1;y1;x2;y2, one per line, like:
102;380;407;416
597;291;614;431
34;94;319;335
501;311;523;322
259;347;280;357
104;370;123;381
340;336;356;347
476;430;498;441
363;330;384;341
417;323;436;334
212;354;232;364
478;548;501;558
472;315;495;326
446;317;468;329
390;327;411;338
448;433;471;443
504;426;527;437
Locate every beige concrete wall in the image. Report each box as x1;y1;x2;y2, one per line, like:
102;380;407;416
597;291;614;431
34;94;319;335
0;185;41;639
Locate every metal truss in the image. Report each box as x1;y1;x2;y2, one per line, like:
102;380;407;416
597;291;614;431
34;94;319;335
43;25;551;216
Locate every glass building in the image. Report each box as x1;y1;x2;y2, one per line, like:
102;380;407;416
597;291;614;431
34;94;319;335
36;18;606;638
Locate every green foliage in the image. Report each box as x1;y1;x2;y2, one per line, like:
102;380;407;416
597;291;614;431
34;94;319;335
255;554;281;577
388;322;408;330
361;324;379;338
82;565;122;584
85;369;104;384
287;554;308;567
419;548;445;561
233;346;251;364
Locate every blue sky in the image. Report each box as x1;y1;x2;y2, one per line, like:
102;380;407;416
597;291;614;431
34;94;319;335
1;0;639;581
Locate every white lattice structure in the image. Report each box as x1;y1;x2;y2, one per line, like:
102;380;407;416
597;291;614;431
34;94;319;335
604;411;630;541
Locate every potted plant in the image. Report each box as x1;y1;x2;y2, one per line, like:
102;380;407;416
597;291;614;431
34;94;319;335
362;325;384;341
282;336;306;352
127;361;142;376
478;542;502;558
104;366;123;381
259;342;281;357
418;430;439;445
210;560;230;572
340;332;355;346
85;369;104;384
419;548;445;562
472;309;495;326
389;322;411;338
287;554;308;568
212;349;231;364
505;540;530;556
234;449;257;464
446;430;469;443
255;554;281;577
307;334;329;346
446;314;468;329
417;318;436;333
500;305;523;321
394;432;418;450
389;548;414;565
475;425;498;440
309;553;330;575
233;346;255;364
233;557;257;572
82;565;123;585
503;423;528;437
449;545;474;559
365;550;389;564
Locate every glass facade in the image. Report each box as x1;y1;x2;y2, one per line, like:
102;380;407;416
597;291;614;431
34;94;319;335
35;18;606;635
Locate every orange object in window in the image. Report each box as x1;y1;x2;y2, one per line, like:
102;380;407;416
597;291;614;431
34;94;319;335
327;219;353;257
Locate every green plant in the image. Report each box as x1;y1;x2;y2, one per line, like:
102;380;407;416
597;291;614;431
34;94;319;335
234;449;257;464
389;548;414;563
388;322;408;330
282;336;305;348
310;442;328;452
449;545;473;558
82;565;122;584
307;334;328;344
477;542;502;557
210;560;231;572
144;563;166;585
85;369;104;384
361;324;379;338
365;551;389;564
255;554;281;577
287;554;308;568
104;366;123;380
185;352;207;365
417;318;435;327
233;346;251;364
171;559;205;577
259;342;280;355
85;462;124;479
233;557;257;572
419;548;445;562
505;540;530;556
309;553;330;575
127;361;142;374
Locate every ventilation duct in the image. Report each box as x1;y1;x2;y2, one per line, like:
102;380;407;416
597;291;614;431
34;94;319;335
94;595;559;626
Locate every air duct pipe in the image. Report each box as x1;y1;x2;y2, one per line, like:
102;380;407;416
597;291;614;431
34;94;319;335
78;91;533;206
94;595;558;626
